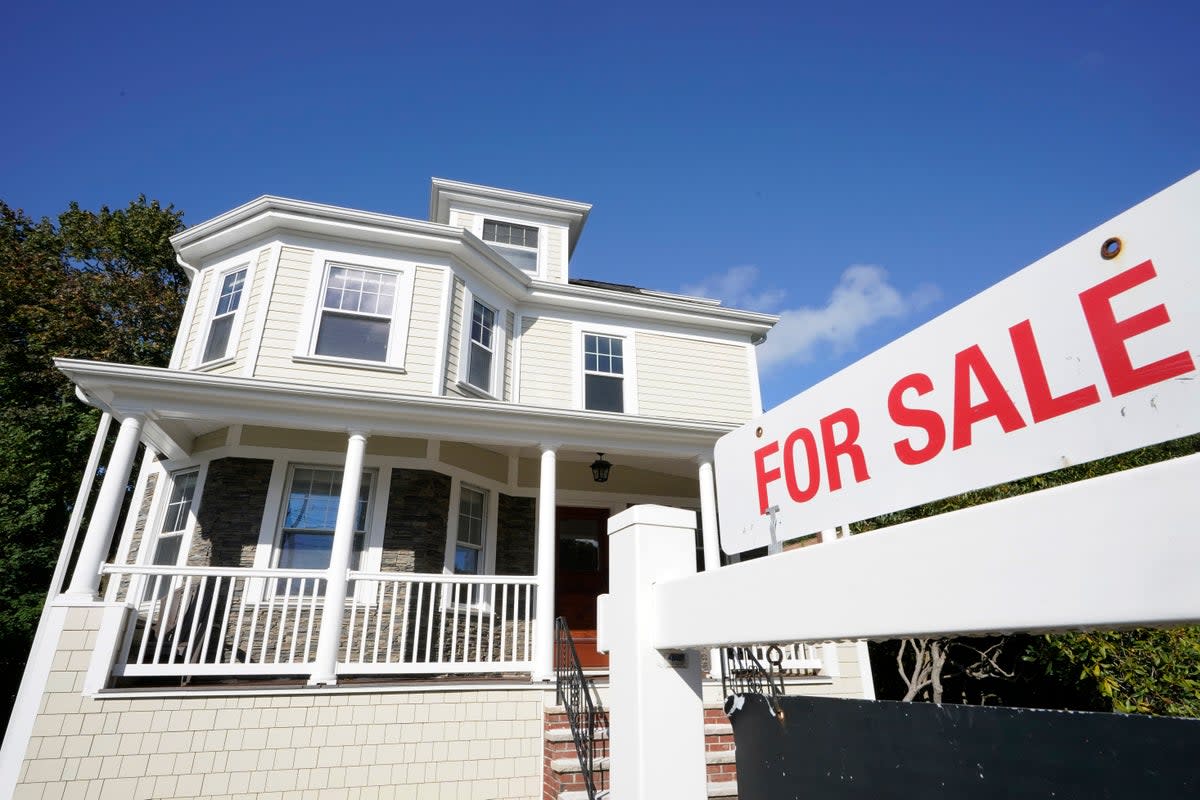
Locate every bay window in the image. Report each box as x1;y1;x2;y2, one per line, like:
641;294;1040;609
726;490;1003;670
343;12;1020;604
201;267;247;363
314;265;398;362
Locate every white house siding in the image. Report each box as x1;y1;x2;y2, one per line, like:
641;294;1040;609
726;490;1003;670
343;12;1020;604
518;317;572;408
252;248;440;394
444;277;468;398
503;310;515;401
544;226;565;283
635;332;755;424
10;607;542;800
177;269;212;368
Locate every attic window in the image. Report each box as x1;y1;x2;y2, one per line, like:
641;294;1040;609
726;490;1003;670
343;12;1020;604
482;219;539;272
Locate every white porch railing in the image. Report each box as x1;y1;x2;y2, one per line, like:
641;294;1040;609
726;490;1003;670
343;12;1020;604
706;642;830;681
100;564;537;681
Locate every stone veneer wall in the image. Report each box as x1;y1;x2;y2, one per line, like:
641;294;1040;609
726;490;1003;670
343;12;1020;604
187;458;274;567
13;605;544;800
495;494;535;576
379;469;451;574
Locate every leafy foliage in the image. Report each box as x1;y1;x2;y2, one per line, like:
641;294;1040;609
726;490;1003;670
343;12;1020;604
858;434;1200;716
1027;629;1200;717
0;197;185;725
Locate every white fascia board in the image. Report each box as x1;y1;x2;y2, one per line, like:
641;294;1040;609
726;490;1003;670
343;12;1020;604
56;359;734;459
429;178;591;253
173;196;535;299
526;281;778;338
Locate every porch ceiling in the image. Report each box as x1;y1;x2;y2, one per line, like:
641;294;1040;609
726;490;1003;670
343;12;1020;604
57;359;735;463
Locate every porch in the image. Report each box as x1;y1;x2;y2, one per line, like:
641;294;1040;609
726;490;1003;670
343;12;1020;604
56;360;732;688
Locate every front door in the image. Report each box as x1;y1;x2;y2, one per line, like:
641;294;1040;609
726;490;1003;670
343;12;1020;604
554;506;610;669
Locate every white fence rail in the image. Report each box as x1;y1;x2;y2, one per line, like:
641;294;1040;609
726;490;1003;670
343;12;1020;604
101;565;537;680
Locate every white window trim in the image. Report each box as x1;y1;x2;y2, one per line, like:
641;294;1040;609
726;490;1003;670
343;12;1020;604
441;477;499;609
193;257;255;369
473;213;544;278
456;285;507;400
248;459;388;603
294;248;417;372
140;464;208;568
132;463;208;607
576;324;639;415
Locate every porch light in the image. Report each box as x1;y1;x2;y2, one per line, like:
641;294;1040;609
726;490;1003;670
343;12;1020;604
590;453;612;483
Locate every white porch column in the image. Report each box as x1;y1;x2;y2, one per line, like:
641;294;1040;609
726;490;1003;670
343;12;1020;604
309;430;368;686
65;414;144;599
531;443;557;681
697;455;720;571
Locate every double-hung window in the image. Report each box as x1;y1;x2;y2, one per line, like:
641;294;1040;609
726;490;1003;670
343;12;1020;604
482;219;539;273
277;466;372;571
144;469;198;600
314;265;398;362
466;300;497;393
583;333;625;412
454;486;487;575
202;267;247;363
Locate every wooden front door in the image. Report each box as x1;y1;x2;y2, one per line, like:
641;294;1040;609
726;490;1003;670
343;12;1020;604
554;506;610;669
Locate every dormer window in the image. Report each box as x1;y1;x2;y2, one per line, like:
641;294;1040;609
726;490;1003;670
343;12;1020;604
482;219;539;272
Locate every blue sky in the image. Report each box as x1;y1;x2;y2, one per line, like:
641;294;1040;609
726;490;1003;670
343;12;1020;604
4;0;1198;409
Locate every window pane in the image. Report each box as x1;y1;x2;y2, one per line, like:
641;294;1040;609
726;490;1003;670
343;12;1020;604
161;472;198;534
279;532;334;570
152;534;182;567
468;343;492;391
585;374;624;412
315;313;390;361
491;244;537;272
454;546;480;575
215;269;246;316
559;533;600;572
202;316;234;362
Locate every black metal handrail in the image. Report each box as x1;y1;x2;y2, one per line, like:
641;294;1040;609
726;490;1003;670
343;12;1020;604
555;617;606;800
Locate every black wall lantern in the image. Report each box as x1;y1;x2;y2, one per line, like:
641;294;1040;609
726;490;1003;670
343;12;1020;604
590;453;612;483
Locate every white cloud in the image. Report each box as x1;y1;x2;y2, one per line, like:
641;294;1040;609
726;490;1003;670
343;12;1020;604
684;264;940;373
681;265;787;311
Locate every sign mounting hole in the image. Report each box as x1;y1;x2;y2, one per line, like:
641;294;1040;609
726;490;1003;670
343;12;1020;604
1100;237;1122;260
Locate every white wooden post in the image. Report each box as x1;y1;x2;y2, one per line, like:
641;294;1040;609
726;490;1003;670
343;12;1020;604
531;444;557;681
309;430;368;686
697;455;720;571
64;414;144;599
607;505;706;799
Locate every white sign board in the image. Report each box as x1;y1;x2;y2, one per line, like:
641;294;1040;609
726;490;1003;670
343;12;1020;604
716;171;1200;555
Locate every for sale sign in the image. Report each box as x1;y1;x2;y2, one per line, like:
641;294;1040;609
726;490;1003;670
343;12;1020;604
716;171;1200;555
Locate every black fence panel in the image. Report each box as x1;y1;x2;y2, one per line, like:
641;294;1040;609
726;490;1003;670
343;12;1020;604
729;693;1200;799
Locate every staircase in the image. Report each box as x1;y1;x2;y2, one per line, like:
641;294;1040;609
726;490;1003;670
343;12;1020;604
544;703;740;799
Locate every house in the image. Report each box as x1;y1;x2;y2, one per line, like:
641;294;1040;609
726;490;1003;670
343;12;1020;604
1;180;875;799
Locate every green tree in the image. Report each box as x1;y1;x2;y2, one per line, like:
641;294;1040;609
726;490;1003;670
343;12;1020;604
0;197;185;727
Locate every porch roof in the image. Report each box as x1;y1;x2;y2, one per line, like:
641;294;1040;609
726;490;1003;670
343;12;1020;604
57;359;736;462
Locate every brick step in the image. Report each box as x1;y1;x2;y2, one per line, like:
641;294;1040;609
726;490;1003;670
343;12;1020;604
545;722;730;741
550;747;735;775
557;782;736;800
